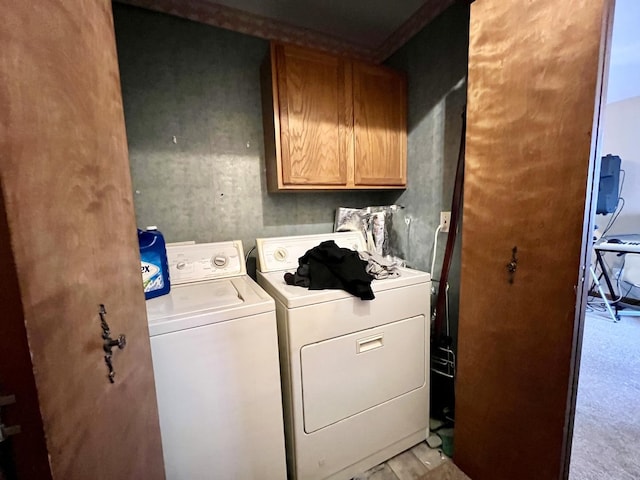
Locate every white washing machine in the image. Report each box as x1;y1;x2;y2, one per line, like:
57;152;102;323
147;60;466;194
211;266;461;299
255;232;431;480
146;240;287;480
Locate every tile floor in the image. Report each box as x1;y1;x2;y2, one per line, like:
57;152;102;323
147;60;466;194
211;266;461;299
353;441;464;480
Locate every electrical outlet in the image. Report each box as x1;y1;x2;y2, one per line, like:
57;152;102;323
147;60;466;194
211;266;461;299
440;211;451;233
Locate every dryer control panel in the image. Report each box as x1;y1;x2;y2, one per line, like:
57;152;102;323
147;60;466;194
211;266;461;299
166;241;245;285
255;232;366;273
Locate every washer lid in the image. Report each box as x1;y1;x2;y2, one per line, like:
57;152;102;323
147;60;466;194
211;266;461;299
146;276;274;336
257;266;430;309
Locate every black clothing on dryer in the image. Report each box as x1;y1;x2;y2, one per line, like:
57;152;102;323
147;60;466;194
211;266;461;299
283;240;374;300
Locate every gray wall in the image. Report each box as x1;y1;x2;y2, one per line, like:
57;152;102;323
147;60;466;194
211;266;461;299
386;2;469;417
387;3;469;340
112;2;468;290
113;3;468;410
113;4;400;267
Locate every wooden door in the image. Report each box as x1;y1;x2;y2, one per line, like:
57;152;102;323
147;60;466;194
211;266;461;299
352;62;407;187
454;1;612;479
274;43;351;187
0;1;165;479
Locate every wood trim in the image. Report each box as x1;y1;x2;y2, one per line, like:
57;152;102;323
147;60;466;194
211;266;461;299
372;0;457;62
343;60;355;187
562;1;615;476
253;184;406;191
0;186;52;480
587;290;640;305
116;0;372;61
274;44;293;185
260;43;283;191
337;57;350;185
115;0;456;64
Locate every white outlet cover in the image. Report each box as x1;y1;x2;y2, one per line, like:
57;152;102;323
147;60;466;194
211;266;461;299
440;212;451;233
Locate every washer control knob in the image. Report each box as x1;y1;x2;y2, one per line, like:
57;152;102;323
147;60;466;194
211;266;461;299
212;255;228;268
176;261;187;270
273;248;287;262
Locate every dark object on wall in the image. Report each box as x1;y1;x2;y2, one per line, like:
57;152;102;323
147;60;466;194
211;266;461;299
596;154;621;214
434;108;466;339
430;107;466;423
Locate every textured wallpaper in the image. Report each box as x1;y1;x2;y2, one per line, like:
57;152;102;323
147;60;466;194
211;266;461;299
113;4;400;266
112;2;469;280
386;3;470;354
388;3;469;270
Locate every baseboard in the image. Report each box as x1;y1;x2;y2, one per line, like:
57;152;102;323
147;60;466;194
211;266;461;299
587;290;640;306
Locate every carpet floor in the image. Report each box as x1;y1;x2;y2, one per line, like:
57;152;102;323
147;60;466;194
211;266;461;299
568;307;640;479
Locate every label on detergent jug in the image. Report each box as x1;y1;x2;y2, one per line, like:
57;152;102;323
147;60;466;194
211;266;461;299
141;254;165;293
138;227;170;300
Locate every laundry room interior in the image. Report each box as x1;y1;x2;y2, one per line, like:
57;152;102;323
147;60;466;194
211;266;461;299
114;1;468;478
2;1;628;480
113;2;468;282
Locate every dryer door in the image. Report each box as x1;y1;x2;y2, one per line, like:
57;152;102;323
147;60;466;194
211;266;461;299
300;315;426;433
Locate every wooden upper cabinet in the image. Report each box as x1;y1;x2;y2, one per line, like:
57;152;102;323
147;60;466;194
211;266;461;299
261;42;407;191
275;44;350;186
353;62;407;186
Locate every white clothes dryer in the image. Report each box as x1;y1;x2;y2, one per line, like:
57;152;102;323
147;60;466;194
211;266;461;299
255;232;431;480
146;241;286;480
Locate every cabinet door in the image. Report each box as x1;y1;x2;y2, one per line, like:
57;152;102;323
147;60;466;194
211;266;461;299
275;44;351;187
0;2;165;479
353;62;407;187
454;1;611;479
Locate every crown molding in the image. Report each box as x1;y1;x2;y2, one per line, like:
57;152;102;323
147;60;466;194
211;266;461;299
115;0;455;63
373;0;456;62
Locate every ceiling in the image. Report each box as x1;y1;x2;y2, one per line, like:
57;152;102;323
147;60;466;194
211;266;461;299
117;0;455;62
212;0;427;48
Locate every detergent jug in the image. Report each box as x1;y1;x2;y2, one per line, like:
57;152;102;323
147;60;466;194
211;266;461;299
138;226;170;300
